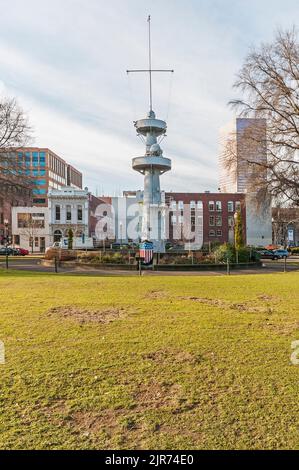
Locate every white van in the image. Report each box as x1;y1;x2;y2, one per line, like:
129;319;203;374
47;237;94;251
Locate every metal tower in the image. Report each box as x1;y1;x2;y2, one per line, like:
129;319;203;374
127;16;173;252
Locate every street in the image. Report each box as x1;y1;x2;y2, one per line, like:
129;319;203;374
1;256;299;276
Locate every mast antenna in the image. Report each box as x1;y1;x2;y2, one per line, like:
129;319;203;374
127;15;174;113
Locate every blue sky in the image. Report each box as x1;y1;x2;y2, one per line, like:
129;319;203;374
0;0;298;195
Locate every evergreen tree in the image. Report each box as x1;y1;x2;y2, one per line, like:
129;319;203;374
68;228;74;250
234;210;244;250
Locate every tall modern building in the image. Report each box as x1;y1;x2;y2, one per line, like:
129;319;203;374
219;118;272;246
219;118;267;193
11;148;82;206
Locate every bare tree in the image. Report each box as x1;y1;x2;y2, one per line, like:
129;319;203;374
19;214;44;253
227;27;299;206
0;97;33;201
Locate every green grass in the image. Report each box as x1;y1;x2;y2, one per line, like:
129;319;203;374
0;269;299;450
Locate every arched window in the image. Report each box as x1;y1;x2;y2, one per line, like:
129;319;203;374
54;230;62;242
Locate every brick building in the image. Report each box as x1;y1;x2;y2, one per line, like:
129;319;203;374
165;192;246;247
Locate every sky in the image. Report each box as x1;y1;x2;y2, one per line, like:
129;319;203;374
0;0;298;196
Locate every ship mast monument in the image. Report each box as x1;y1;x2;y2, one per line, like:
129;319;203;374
127;15;174;252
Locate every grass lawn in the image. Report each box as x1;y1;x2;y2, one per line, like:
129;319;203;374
0;269;298;450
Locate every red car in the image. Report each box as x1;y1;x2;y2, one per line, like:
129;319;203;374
16;247;29;256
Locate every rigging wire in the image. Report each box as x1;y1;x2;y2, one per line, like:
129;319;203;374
165;70;174;123
126;72;137;124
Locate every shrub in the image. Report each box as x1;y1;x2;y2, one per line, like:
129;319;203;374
213;243;235;263
213;243;260;263
90;252;125;264
44;248;77;261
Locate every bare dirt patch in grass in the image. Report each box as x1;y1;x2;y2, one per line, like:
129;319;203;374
145;290;169;299
179;295;279;314
133;381;182;411
142;348;202;365
47;306;126;324
262;320;299;335
70;409;119;436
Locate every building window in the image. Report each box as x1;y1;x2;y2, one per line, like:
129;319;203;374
14;235;20;245
216;229;222;236
178;201;184;210
34;237;39;247
32;152;39;167
171;215;177;224
209;201;214;211
25;152;31;166
228;201;234;212
216;201;222;212
77;205;83;221
209;215;215;226
209;229;215;237
190;200;196;209
235;201;241;212
35;179;46;186
17;154;23;166
66;205;72;221
55;205;61;221
33;198;46;204
170;200;176;210
39;153;46;167
197;201;203;209
216;215;222;226
32;189;46;195
32;213;45;229
178;215;184;224
17;213;30;228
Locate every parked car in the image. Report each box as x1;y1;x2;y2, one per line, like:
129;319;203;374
0;247;19;256
272;249;289;259
16;247;29;256
168;244;186;252
257;249;277;260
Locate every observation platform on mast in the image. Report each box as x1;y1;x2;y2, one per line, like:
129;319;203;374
134;110;167;136
132;155;171;174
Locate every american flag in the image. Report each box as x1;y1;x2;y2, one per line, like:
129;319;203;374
139;241;154;265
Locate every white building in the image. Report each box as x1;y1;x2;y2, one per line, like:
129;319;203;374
219;118;267;193
48;187;89;244
11;206;50;252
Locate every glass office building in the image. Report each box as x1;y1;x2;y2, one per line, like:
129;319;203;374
15;148;83;206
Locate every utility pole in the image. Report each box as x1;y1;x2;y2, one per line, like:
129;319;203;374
4;219;9;269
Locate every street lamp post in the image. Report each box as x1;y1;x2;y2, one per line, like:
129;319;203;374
4;219;9;269
119;222;123;247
